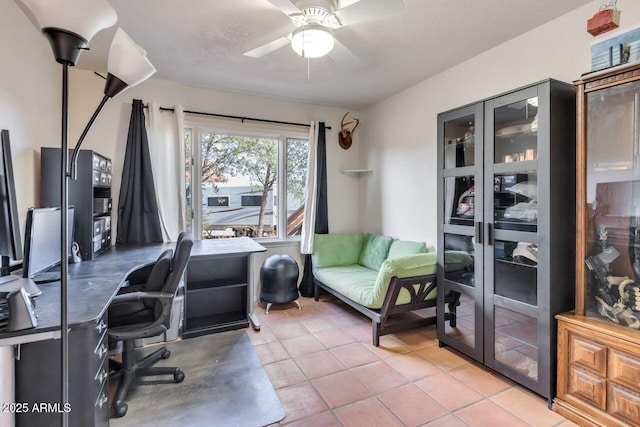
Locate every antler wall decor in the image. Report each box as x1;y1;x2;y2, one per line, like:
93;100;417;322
339;112;359;149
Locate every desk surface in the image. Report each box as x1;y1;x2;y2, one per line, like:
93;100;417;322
0;237;266;341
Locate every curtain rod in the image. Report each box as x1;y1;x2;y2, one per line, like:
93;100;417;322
142;104;331;130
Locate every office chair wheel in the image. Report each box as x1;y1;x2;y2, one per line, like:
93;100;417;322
161;349;171;359
114;402;128;418
174;370;185;383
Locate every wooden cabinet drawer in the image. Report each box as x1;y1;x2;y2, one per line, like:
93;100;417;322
568;365;607;410
608;383;640;426
609;348;640;391
570;334;607;375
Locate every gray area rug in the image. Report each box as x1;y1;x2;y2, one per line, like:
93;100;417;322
111;330;285;427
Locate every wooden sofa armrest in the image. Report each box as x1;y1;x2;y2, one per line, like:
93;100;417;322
380;273;437;323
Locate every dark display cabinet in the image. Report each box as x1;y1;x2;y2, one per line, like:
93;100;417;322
437;80;576;403
554;62;640;427
40;148;112;260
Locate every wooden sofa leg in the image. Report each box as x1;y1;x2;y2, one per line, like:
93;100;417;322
448;292;461;328
372;321;380;347
449;303;457;328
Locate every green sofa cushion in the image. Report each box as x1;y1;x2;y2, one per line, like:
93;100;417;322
358;234;393;270
312;233;365;268
387;240;427;260
313;264;379;305
314;252;437;309
372;253;438;308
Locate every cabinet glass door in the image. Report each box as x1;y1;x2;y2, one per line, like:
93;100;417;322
493;171;537;232
494;97;538;164
484;86;542;390
494;306;538;381
438;103;484;362
584;80;640;329
493;239;538;305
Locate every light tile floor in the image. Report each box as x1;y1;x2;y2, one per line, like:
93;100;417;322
248;297;579;427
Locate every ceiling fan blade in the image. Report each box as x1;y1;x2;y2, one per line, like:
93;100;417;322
265;0;302;16
335;0;404;26
329;39;360;66
244;36;291;58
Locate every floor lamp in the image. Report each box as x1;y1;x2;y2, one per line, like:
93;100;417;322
18;1;155;424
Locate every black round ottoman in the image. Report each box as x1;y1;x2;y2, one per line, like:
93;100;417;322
260;254;301;314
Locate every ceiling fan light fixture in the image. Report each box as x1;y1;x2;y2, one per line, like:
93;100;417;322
291;24;334;58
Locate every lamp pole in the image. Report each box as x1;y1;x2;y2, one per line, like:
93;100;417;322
60;62;70;427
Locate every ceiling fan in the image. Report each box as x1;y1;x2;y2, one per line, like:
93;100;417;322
244;0;404;64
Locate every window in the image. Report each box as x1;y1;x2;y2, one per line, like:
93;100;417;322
184;125;308;240
241;195;262;207
208;196;229;207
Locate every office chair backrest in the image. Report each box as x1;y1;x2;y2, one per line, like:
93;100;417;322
175;231;189;251
156;233;193;328
141;249;173;309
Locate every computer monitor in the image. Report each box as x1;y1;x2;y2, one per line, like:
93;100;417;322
0;130;23;276
22;207;74;281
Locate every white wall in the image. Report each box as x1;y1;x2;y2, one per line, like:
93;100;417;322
0;3;61;426
67;70;363;240
360;0;640;245
0;1;59;222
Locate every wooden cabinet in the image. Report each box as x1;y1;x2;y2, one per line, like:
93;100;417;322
554;62;640;426
556;315;640;426
40;148;112;260
436;80;576;402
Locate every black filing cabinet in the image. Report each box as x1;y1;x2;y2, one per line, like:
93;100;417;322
40;148;112;260
15;312;109;426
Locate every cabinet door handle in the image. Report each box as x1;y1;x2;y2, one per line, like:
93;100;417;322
95;344;107;359
95;320;107;334
96;368;108;384
486;223;494;246
96;393;108;409
475;221;483;245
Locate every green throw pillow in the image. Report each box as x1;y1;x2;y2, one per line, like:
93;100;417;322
387;240;427;260
358;234;393;270
312;233;365;268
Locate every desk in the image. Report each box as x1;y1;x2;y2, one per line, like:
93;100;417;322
0;237;265;427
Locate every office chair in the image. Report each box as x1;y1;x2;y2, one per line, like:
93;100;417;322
108;232;194;418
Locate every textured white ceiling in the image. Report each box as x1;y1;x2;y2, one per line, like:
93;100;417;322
76;0;593;109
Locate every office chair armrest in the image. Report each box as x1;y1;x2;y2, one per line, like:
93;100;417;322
112;291;174;303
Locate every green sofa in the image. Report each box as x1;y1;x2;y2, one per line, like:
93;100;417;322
312;233;459;346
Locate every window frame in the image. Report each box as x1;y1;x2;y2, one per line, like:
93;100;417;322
184;120;309;241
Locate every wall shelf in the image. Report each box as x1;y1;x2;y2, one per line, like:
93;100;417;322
341;169;372;177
